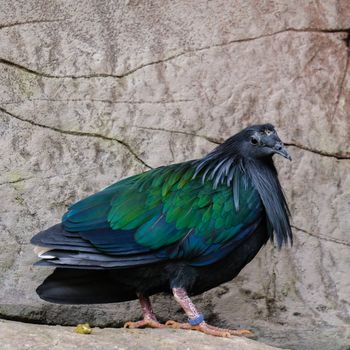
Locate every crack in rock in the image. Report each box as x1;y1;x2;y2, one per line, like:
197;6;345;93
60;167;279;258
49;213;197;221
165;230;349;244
1;98;193;105
0;27;349;80
133;126;350;160
292;225;350;247
132;126;220;144
0;168;105;187
0;19;66;30
0;106;152;169
0;173;65;187
285;142;350;160
0;177;33;187
330;45;350;122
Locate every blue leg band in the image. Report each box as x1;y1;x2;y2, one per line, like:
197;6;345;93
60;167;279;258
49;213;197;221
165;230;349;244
188;314;204;326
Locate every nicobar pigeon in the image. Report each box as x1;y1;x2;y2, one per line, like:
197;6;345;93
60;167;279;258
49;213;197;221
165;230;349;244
31;123;292;337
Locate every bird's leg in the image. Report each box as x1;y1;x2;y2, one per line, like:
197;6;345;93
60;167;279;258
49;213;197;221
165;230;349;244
166;287;252;337
124;293;165;329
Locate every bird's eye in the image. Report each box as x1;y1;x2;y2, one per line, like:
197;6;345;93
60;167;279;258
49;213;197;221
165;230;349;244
250;136;259;145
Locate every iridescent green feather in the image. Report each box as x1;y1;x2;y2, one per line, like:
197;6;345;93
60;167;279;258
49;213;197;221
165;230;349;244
63;160;263;261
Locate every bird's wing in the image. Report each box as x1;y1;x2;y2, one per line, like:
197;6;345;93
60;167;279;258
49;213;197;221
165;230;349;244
33;161;264;268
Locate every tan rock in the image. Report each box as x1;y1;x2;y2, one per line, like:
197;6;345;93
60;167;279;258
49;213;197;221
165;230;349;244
1;1;350;350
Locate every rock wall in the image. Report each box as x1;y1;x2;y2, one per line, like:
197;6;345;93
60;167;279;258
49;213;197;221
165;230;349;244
1;1;350;349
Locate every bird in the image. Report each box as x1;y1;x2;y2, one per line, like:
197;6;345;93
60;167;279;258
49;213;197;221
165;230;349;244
31;123;292;337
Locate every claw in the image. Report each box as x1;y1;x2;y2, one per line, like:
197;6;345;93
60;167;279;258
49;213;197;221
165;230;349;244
124;319;165;329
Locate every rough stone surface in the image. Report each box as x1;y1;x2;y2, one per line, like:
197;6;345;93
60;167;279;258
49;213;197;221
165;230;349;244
1;1;350;350
0;320;285;350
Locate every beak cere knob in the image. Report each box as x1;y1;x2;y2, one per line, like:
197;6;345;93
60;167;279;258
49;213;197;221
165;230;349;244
275;143;282;151
274;142;292;161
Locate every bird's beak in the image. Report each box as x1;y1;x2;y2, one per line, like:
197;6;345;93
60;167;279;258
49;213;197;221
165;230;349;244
273;142;292;161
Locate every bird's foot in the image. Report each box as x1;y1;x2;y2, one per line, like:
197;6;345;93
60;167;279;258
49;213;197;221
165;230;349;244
205;324;252;336
165;320;252;337
124;318;165;329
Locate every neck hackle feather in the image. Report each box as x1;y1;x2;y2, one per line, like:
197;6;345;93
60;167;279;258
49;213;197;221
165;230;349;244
193;134;292;248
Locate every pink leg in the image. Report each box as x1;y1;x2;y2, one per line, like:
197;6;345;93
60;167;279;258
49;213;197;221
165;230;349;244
124;294;165;329
165;287;252;337
139;294;157;321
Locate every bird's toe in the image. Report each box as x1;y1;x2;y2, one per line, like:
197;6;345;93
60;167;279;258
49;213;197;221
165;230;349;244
124;319;165;329
194;323;231;337
166;320;251;338
165;320;191;329
206;324;253;336
230;329;252;336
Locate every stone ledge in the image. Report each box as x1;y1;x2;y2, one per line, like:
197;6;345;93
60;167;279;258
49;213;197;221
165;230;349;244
0;320;285;350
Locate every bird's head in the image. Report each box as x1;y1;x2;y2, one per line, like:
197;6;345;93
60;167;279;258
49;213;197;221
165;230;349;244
228;123;291;161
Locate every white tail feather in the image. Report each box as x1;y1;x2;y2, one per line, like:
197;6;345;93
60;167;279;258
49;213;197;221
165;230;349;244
34;246;55;259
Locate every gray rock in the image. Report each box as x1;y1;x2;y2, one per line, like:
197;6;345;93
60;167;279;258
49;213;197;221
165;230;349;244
1;1;350;350
0;320;285;350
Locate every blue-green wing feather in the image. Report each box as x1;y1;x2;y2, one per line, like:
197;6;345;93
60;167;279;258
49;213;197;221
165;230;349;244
62;161;263;266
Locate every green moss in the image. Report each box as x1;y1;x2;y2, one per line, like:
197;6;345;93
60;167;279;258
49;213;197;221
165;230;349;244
17;70;38;98
7;171;26;192
8;172;23;183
